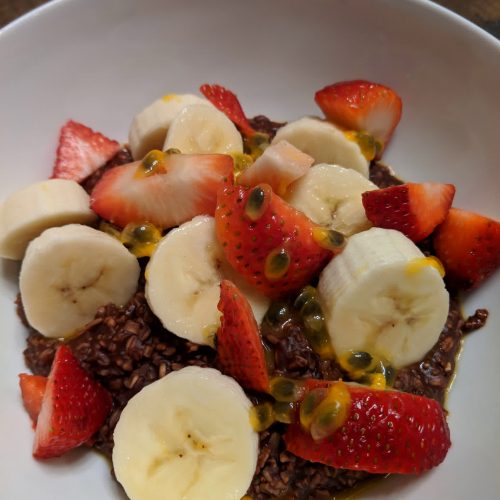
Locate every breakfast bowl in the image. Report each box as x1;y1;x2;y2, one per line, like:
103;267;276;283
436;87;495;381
0;0;499;498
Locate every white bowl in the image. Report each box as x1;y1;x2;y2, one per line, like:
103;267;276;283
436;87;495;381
0;0;499;498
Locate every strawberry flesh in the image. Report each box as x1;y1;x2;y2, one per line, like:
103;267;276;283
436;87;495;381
90;154;233;229
433;207;500;290
362;182;455;242
200;84;256;137
216;280;269;392
52;120;120;182
19;374;47;426
215;183;334;299
284;379;451;474
33;345;112;459
315;80;402;156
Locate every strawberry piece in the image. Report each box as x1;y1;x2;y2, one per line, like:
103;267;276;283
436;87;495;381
433;207;500;289
52;120;120;182
315;80;402;156
90;153;233;229
215;184;336;298
19;374;47;426
200;84;256;137
362;182;455;242
216;280;270;392
33;345;112;459
284;380;451;474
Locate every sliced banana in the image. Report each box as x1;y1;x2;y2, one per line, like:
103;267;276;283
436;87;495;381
285;164;378;236
317;227;449;368
272;117;369;177
128;93;210;160
113;366;258;500
145;215;269;346
19;224;140;338
0;179;97;260
163;104;243;155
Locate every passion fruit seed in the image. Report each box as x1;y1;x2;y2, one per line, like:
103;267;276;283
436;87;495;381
249;402;275;432
299;388;328;430
309;382;351;442
99;221;122;240
372;359;396;386
120;222;162;258
232;152;254;177
136;149;167;178
269;377;305;403
293;285;317;311
312;227;346;253
347;351;373;370
300;298;335;358
344;130;377;161
264;301;291;328
273;401;295;424
244;185;271;222
164;148;181;155
244;132;270;159
264;247;291;281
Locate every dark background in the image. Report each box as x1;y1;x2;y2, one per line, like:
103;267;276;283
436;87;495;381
1;0;499;38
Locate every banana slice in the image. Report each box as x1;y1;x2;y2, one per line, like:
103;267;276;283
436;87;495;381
317;227;449;368
285;164;378;236
20;224;140;338
113;366;258;500
272;117;369;177
145;215;269;346
128;93;210;160
163;104;243;155
0;179;97;260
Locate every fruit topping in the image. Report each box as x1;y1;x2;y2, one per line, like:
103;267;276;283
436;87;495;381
200;83;257;137
215;183;337;298
433;207;500;290
362;182;455;243
315;80;402;157
90;152;233;229
216;280;270;392
51;120;120;182
19;374;47;426
33;345;112;459
237;140;313;195
285;380;451;474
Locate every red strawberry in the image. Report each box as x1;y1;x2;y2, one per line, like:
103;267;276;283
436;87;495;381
433;207;500;289
33;345;112;459
362;182;455;242
215;184;340;298
52;120;120;182
284;380;451;474
216;280;269;392
19;374;47;426
315;80;402;156
200;84;256;137
91;152;233;229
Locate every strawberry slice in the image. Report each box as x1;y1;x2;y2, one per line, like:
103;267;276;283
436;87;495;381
315;80;402;156
284;380;451;475
33;345;112;459
19;374;47;426
362;182;455;242
52;120;120;182
216;280;269;392
90;152;233;229
200;84;256;137
433;207;500;289
215;183;340;298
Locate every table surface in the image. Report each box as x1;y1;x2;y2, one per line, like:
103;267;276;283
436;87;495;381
1;0;500;38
